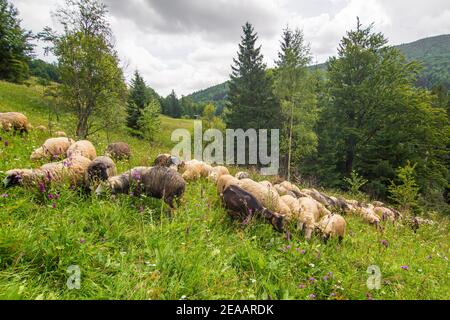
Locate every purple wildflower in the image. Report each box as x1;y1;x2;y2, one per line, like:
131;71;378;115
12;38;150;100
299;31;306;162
63;159;72;168
401;265;409;270
323;276;330;281
52;203;57;209
139;206;145;213
55;193;60;199
38;182;46;193
298;284;305;289
4;140;9;147
327;272;333;277
286;245;292;250
308;294;316;300
132;171;141;181
48;194;54;200
69;184;76;190
309;277;316;283
1;193;8;198
380;239;389;248
300;250;306;254
80;238;86;244
330;293;337;297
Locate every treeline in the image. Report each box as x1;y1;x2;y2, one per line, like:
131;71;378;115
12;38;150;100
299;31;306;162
225;19;449;207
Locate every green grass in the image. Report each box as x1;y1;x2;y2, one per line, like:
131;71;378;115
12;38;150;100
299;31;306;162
0;80;449;300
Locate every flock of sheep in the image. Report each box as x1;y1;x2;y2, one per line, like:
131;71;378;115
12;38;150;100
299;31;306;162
1;112;433;243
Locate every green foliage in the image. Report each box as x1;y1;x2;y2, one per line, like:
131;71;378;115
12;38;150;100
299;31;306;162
138;98;161;142
28;59;60;83
388;162;420;213
226;22;281;131
126;70;158;132
344;170;369;195
162;90;182;118
39;0;127;139
273;26;318;179
201;103;225;131
188;82;229;115
313;19;449;202
0;0;33;83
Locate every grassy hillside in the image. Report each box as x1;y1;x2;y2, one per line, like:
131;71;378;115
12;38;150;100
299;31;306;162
0;80;449;300
189;35;450;106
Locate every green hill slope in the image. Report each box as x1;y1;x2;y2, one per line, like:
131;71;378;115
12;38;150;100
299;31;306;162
0;80;449;300
189;34;450;107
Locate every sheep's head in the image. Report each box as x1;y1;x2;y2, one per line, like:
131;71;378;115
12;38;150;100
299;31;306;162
235;172;250;180
263;209;284;233
4;170;24;188
95;181;112;196
30;148;45;161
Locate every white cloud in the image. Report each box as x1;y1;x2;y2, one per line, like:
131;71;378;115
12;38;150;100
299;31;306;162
13;0;450;96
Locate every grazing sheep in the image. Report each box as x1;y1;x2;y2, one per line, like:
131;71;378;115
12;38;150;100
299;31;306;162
280;195;300;220
30;137;75;161
4;155;92;188
36;125;47;132
374;206;398;222
279;181;302;197
316;214;346;242
96;166;186;208
259;180;274;188
235;171;250;180
236;178;291;217
297;197;331;240
0;112;31;133
217;174;239;197
153;153;181;170
66;140;97;160
208;166;230;183
301;188;337;208
105;142;131;160
55;131;67;137
222;185;284;233
179;159;212;181
84;156;117;192
372;201;385;207
356;204;382;229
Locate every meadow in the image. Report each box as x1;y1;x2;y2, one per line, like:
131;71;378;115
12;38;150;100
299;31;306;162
0;80;449;300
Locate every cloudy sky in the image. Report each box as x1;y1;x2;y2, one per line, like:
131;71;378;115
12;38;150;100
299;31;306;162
14;0;450;96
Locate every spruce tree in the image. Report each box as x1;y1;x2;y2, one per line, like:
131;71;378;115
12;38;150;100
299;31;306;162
0;0;33;83
127;70;151;131
227;22;280;131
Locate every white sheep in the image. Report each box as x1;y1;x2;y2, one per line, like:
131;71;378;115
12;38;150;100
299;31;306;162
30;137;75;161
208;166;230;182
66;140;97;160
316;213;347;242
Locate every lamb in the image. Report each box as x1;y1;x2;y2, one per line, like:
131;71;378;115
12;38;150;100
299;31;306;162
4;154;92;188
222;185;284;233
316;213;346;242
30;137;75;161
208;166;230;183
153;153;181;170
217;174;239;197
0;112;31;133
235;172;250;180
236;178;291;217
84;156;117;192
66;140;97;160
105;142;131;160
96;166;186;208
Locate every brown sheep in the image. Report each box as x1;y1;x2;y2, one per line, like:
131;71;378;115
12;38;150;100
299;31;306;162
153;154;181;170
84;156;117;192
105;142;131;160
222;184;285;233
30;137;75;161
96;166;186;208
0;112;31;133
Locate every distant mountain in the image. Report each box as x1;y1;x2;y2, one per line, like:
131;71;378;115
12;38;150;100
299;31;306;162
188;34;450;109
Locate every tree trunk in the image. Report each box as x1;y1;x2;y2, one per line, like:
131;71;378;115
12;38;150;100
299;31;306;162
76;115;89;139
287;103;294;181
